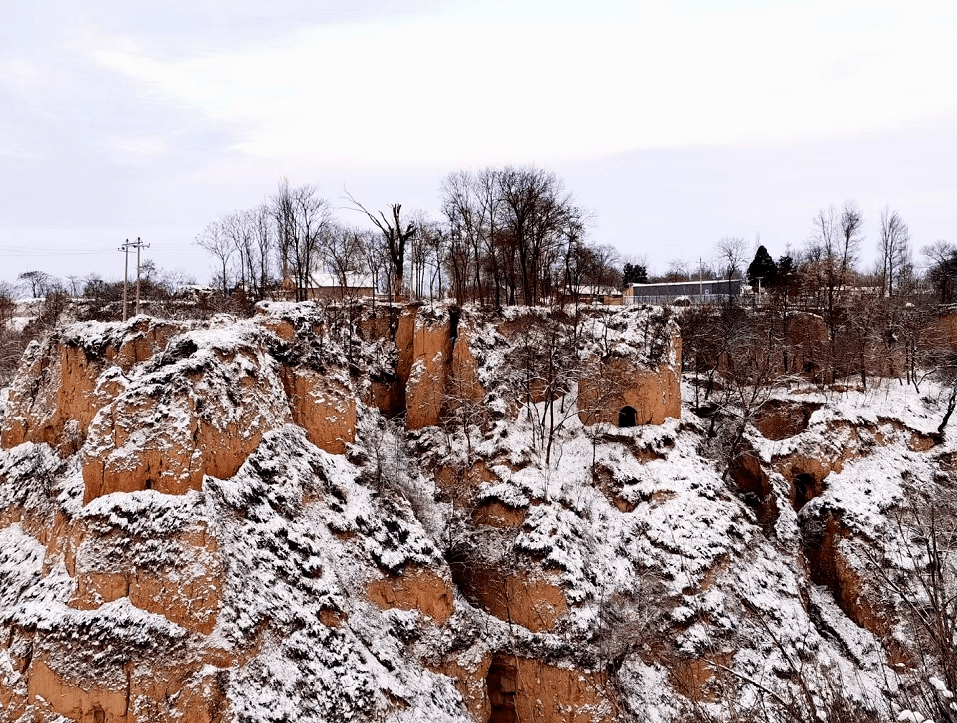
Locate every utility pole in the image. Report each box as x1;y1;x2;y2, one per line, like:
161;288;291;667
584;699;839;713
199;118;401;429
119;239;131;322
118;238;149;321
134;237;149;316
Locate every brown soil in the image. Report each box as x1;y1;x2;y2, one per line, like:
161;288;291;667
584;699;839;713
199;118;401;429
667;652;734;703
405;315;454;430
434;460;499;505
23;656;230;723
449;320;486;406
473;500;528;529
458;567;568;633
367;568;454;625
429;651;493;723
487;654;612;723
68;524;222;636
282;367;356;454
754;399;821;440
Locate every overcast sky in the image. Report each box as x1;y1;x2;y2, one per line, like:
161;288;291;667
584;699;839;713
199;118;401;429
1;0;955;287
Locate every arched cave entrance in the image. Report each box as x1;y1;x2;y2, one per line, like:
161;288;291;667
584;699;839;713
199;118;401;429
618;406;637;428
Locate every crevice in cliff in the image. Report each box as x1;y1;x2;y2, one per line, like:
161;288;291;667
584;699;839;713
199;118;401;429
728;451;778;533
800;513;889;638
486;655;518;723
448;306;461;344
445;543;488;613
793;472;817;511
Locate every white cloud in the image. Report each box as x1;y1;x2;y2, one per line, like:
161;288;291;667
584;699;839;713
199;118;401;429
2;0;955;285
103;134;169;161
83;1;957;170
0;58;44;95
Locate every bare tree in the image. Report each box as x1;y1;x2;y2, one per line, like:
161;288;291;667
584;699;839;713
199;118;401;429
589;244;622;291
563;240;597;306
0;280;25;385
838;200;864;272
441;169;485;304
346;193;415;301
806;204;854;310
272;180;331;301
0;281;16;326
665;258;691;282
194;221;233;296
220;209;255;295
438;165;586;307
407;212;443;301
879;206;912;298
65;275;84;298
320;224;367;299
923;239;955;267
924;241;957;303
17;270;57;299
715;236;748;301
477;167;505;307
360;229;389;307
250;203;274;299
498;165;579;306
421;216;447;301
802;202;863;382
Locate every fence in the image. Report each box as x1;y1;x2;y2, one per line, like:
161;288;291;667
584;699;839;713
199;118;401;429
623;294;738;306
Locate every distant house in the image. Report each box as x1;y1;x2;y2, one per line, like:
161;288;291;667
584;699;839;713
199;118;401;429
276;272;376;301
177;284;215;300
307;272;376;300
559;284;620;305
623;279;744;305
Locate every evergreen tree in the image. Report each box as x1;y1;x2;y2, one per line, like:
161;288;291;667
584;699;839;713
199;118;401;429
621;263;648;287
927;249;957;303
774;255;798;289
746;246;777;289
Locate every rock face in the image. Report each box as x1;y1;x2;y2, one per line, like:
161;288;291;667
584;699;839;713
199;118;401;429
801;512;893;638
487;656;611;723
578;308;682;427
0;302;694;723
404;307;454;430
449;317;486;406
367;567;455;624
1;313;361;505
467;569;568;633
7;300;946;723
754;399;821;440
0;318;186;455
283;367;356;455
578;357;682;427
25;653;229;723
79;337;291;503
68;517;222;635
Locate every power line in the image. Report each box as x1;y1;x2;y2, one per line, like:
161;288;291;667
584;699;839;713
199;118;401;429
0;245;111;257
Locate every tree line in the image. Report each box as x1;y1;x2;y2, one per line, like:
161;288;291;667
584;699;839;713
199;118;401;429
194;166;623;306
189;165;957;314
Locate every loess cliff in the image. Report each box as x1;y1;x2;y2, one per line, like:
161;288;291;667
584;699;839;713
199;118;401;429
0;301;954;723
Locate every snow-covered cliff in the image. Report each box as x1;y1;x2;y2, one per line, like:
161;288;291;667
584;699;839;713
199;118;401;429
0;301;953;723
